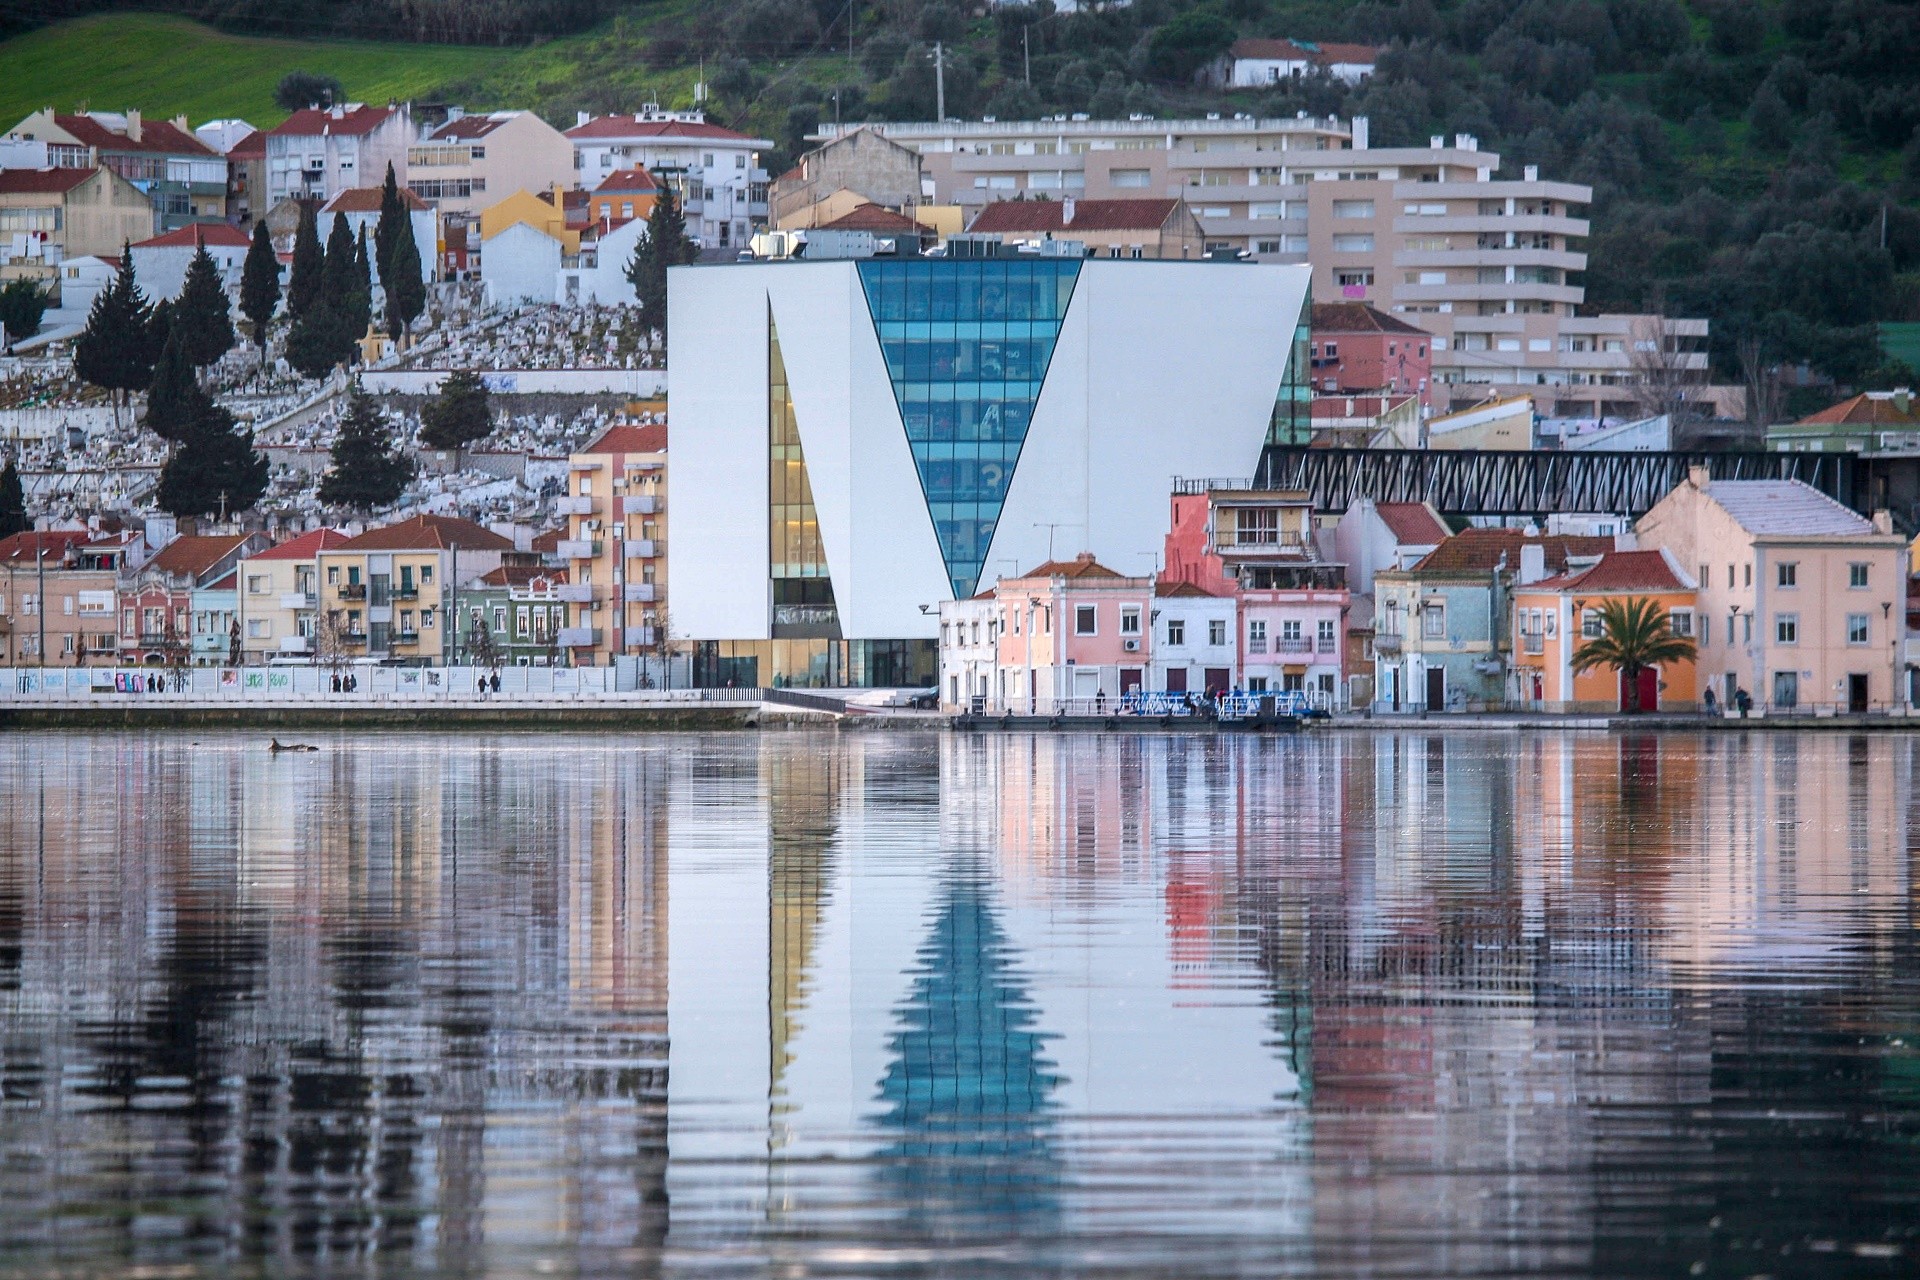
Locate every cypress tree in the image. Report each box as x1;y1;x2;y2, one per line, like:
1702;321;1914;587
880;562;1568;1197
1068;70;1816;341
625;187;697;344
285;296;344;379
155;398;270;519
318;381;414;511
0;278;48;347
239;220;281;362
347;225;374;349
287;202;324;319
143;326;204;444
72;246;156;415
0;456;27;539
419;369;492;452
374;162;405;294
321;212;359;366
385;220;426;341
174;243;236;370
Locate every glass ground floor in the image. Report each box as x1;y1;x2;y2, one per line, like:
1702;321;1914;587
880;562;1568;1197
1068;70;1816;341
692;639;936;689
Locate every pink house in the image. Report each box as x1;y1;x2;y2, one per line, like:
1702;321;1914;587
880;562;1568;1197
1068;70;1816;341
1164;484;1351;706
980;554;1154;711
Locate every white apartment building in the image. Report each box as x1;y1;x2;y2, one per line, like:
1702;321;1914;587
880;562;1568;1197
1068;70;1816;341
264;103;413;207
565;107;770;249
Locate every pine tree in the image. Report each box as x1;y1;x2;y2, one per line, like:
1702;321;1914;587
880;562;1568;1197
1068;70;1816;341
174;243;236;370
347;226;374;349
0;456;27;539
239;220;281;362
625;187;697;344
419;369;492;452
0;277;48;347
155;398;270;519
375;162;405;295
72;246;157;417
287;202;324;319
385;220;426;341
318;382;414;511
143;325;204;444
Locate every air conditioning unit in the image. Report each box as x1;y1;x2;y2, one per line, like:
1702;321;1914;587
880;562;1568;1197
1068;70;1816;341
583;519;601;532
1123;639;1140;652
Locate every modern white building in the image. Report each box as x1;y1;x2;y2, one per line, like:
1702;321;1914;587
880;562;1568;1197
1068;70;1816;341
264;104;412;207
668;255;1312;687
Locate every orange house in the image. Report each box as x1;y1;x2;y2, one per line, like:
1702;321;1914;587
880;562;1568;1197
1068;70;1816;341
588;167;660;229
1512;549;1700;712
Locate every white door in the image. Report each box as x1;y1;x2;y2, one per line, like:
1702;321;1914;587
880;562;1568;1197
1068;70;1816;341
1072;668;1099;701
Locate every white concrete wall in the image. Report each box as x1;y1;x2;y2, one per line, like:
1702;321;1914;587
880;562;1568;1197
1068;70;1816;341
480;221;561;307
359;368;663;395
667;258;1312;644
128;243;248;302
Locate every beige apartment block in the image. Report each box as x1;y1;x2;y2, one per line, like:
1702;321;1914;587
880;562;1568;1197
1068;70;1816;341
0;167;152;286
559;420;667;667
1636;472;1908;713
316;515;515;665
409;110;574;219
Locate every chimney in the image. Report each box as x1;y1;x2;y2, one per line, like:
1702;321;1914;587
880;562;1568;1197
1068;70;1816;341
1894;386;1911;415
1429;134;1444;149
1455;133;1475;151
1688;464;1711;490
1518;542;1545;585
125;109;141;142
1351;115;1369;151
329;103;345;120
577;111;590;127
1061;196;1075;226
1874;509;1894;535
1523;164;1537;181
172;114;189;133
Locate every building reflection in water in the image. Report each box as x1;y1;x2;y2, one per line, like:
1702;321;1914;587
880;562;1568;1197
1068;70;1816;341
2;729;1918;1277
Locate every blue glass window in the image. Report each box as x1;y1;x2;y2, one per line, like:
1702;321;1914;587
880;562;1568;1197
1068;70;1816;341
859;259;1081;598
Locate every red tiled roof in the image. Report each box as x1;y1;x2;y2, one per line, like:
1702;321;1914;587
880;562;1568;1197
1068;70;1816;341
0;167;95;196
54;113;215;157
0;530;90;565
133;222;252;250
593;167;659;194
431;112;516;141
968;198;1181;235
565;115;763;143
1797;392;1920;426
581;424;666;454
531;528;567;552
333;514;513;553
818;202;923;234
148;533;250;577
1155;579;1221;598
1017;553;1128;580
476;564;566;587
269;105;398;138
1375;502;1450;546
206;570;237;591
1230;38;1379;65
226;128;265;158
1528;549;1690;594
1311;302;1430;336
248;528;349;561
323;185;429;214
1411;529;1613;575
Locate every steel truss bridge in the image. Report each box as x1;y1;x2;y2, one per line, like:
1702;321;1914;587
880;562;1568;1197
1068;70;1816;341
1254;447;1862;519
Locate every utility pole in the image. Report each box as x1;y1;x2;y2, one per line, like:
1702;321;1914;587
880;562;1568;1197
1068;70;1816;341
933;41;946;122
1024;26;1031;87
36;538;44;669
448;540;458;669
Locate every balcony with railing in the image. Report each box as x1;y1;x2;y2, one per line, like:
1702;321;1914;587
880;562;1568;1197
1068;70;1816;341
1275;637;1313;654
280;591;317;611
626;538;659;559
556;583;597;603
278;635;313;654
1521;633;1545;655
624;625;657;647
621;494;659;516
623;583;657;604
391;585;420;601
555;495;599;516
338;583;368;600
557;539;602;559
393;629;420;646
556;626;601;648
344;629;369;645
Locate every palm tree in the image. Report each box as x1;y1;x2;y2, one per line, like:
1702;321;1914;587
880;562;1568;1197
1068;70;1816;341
1570;597;1698;713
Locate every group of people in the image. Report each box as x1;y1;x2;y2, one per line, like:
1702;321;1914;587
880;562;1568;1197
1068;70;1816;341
329;671;359;693
1699;685;1753;714
475;671;502;698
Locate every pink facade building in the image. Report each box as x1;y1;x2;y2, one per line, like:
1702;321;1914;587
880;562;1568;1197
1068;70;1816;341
1310;302;1434;407
941;554;1154;711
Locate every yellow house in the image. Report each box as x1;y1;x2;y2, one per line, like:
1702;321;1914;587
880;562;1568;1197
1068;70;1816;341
478;188;579;253
1511;549;1700;712
316;515;517;665
234;528;348;663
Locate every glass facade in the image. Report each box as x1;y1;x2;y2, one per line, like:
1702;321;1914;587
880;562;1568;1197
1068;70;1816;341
1268;285;1314;445
769;312;839;639
857;259;1082;599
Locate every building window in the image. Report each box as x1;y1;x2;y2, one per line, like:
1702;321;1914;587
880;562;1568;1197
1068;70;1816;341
1236;507;1279;545
1166;618;1185;646
1776;613;1798;645
1425;604;1447;639
1777;562;1797;588
1335;270;1374;287
1331;233;1374;253
1075;605;1097;635
1849;562;1870;588
246;574;267;593
1581;609;1602;639
1331;199;1373;219
1120;607;1140;635
1848;613;1869;645
1668;608;1693;638
1318;618;1336;652
1247;619;1267;653
1208;619;1226;646
1281;619;1302;643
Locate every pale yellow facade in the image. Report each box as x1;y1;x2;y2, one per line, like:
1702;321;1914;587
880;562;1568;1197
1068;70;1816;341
408;111;574;218
236;556;320;663
479;188;579;252
560;418;667;667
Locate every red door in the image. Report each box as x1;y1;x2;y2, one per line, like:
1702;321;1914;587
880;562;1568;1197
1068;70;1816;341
1119;668;1142;694
1165;668;1188;694
1620;668;1659;711
1204;668;1231;696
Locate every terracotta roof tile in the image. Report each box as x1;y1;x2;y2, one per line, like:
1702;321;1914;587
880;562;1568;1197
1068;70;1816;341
430;112;517;141
269;105;398;138
1796;391;1920;426
1016;553;1130;580
1155;579;1220;598
148;533;250;577
1311;301;1430;336
817;202;924;234
54;113;216;157
248;528;349;561
565;115;765;143
1374;502;1450;545
323;185;429;214
593;166;659;194
0;167;96;196
1411;529;1612;575
580;424;665;454
1529;550;1690;593
133;222;253;250
968;197;1181;235
332;514;513;553
0;530;90;565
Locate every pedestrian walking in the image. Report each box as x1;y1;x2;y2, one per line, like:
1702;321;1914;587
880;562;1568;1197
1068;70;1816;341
1702;686;1717;715
490;671;501;695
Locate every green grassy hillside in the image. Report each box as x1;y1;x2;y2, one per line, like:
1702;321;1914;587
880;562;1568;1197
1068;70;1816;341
0;14;522;128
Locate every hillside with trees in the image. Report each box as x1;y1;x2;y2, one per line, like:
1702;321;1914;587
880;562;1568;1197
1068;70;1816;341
7;1;1918;405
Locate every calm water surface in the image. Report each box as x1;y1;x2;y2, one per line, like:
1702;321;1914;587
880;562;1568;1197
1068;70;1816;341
0;729;1916;1278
